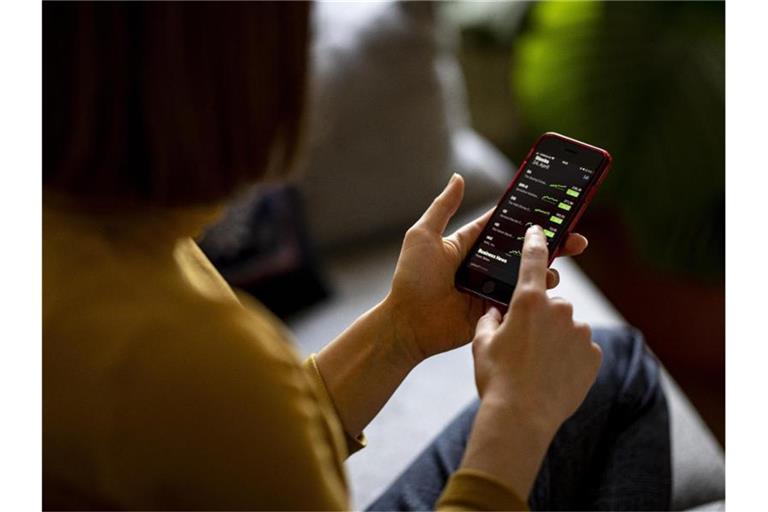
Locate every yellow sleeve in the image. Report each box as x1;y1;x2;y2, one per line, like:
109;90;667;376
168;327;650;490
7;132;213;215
97;306;351;511
232;290;367;458
303;354;368;457
436;468;529;511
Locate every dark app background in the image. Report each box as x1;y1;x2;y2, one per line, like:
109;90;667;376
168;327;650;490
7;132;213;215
467;137;605;286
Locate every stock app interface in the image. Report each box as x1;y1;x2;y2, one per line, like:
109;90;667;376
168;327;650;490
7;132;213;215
468;138;604;287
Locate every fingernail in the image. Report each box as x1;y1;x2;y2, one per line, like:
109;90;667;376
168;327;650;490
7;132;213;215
449;173;458;184
527;224;542;234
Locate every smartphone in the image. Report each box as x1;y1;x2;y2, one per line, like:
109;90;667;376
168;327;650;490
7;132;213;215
455;132;612;307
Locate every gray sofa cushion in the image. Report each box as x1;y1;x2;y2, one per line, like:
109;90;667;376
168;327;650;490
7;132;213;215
662;369;726;510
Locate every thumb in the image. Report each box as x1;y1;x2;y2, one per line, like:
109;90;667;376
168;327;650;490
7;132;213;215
413;173;464;235
446;207;494;262
474;306;501;343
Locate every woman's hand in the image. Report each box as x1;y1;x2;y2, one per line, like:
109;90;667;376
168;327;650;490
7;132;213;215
385;173;589;366
472;224;603;424
456;225;602;500
315;176;591;439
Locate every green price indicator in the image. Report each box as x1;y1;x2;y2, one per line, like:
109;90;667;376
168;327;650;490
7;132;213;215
566;189;580;198
543;229;555;238
549;216;563;225
542;195;559;204
558;202;572;211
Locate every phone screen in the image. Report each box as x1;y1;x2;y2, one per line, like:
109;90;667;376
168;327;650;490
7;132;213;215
463;135;607;291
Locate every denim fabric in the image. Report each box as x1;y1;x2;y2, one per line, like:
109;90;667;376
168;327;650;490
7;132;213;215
367;327;671;511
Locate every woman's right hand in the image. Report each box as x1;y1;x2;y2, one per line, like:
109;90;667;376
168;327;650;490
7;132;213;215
471;224;603;429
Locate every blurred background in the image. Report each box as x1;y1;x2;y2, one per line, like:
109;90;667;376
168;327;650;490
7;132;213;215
200;0;724;451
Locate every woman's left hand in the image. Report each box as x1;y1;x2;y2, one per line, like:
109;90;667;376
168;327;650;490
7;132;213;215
384;173;589;366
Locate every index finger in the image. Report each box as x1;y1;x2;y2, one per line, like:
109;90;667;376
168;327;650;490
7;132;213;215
517;225;549;290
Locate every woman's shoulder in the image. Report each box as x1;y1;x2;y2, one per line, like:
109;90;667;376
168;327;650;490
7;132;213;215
119;290;303;380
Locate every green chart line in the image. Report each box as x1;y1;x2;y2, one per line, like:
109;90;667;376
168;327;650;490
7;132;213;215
542;195;558;204
509;250;522;257
534;208;550;216
549;183;567;190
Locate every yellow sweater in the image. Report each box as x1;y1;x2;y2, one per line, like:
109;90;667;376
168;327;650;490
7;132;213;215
43;204;526;511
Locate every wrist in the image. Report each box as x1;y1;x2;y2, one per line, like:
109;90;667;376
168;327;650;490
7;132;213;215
378;295;428;369
373;298;424;371
461;397;559;500
314;300;421;436
480;389;562;439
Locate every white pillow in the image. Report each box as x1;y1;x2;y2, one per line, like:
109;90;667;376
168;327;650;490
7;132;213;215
298;0;513;248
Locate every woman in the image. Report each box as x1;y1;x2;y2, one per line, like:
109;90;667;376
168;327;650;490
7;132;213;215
43;3;670;510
